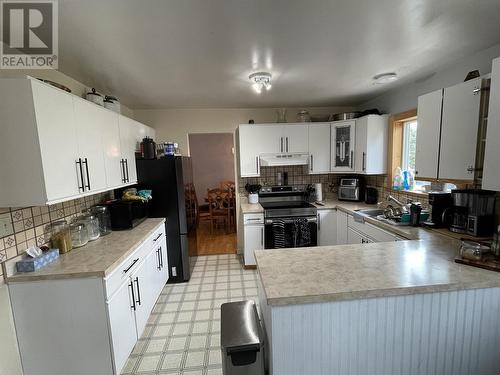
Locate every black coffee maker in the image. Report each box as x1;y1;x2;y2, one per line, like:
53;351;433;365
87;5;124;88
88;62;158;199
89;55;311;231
442;189;496;236
422;192;452;228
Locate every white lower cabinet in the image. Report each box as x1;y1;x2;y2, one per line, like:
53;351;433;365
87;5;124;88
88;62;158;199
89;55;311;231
347;227;373;244
243;213;264;266
108;277;137;374
8;223;168;375
336;210;348;245
317;209;337;246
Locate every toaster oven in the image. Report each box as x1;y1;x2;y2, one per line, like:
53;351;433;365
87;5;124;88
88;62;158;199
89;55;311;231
338;178;362;201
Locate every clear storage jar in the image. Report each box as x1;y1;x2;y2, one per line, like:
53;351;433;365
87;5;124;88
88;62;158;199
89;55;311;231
49;220;72;254
70;222;89;248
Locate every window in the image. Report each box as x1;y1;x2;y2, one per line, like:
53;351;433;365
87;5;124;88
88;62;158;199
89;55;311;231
401;120;417;172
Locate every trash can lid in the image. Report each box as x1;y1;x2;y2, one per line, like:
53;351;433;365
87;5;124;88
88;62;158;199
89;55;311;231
221;300;262;353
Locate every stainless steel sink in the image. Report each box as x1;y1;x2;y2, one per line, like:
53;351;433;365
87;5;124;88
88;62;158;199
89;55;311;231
355;208;385;217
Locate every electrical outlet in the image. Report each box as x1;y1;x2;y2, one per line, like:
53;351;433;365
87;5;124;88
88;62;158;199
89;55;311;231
0;217;13;237
171;267;177;277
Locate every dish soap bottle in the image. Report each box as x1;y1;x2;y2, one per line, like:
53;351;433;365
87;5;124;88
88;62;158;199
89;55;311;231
393;167;403;190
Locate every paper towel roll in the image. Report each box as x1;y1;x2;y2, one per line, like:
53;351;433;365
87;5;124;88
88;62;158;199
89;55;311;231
315;183;323;202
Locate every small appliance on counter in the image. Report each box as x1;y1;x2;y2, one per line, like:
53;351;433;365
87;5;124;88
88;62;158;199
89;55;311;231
441;189;496;236
365;187;378;204
338;177;364;201
422;192;453;228
105;200;148;230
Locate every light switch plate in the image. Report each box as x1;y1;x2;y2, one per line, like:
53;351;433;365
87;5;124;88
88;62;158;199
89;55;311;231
171;267;177;277
0;216;14;237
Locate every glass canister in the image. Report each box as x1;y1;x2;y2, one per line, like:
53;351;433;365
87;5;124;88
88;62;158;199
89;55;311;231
79;212;100;241
49;220;72;254
70;222;89;248
91;205;111;236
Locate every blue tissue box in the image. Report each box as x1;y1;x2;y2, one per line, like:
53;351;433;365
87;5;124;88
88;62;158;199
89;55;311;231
16;249;60;273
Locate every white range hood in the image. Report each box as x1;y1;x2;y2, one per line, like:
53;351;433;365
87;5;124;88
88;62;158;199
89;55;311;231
259;153;310;167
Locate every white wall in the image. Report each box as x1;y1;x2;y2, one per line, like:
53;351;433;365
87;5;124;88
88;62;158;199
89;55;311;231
0;69;135;118
358;43;500;114
134;106;354;154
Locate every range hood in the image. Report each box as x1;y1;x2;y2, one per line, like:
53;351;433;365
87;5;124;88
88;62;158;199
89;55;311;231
259;153;310;167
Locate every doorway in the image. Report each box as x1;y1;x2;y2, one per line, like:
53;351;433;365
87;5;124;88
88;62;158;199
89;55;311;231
188;133;236;255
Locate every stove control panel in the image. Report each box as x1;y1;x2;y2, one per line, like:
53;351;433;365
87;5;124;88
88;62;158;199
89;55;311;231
260;185;302;194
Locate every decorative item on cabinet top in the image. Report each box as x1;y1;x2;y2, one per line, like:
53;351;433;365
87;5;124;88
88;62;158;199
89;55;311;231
0;77;153;207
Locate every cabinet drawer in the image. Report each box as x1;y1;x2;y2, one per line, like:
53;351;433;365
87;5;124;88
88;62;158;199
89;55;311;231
104;242;151;300
347;216;397;243
244;213;264;224
148;224;166;250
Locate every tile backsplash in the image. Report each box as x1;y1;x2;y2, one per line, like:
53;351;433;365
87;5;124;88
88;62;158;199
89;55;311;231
0;192;112;278
238;166;430;207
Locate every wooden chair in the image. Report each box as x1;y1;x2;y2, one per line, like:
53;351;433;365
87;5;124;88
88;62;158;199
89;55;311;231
220;181;236;231
206;188;231;233
191;187;210;226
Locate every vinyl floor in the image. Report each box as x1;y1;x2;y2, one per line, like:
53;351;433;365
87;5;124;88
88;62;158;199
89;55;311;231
121;253;258;375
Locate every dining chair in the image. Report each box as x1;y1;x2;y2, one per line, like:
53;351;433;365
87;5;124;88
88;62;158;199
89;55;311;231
206;188;231;233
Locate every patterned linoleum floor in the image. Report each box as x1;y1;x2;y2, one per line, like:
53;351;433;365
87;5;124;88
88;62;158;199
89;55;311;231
121;254;259;375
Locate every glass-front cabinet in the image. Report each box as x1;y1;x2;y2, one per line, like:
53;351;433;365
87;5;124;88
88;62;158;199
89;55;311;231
331;120;356;172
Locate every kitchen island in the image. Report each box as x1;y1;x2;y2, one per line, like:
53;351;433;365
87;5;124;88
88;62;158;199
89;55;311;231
255;237;500;375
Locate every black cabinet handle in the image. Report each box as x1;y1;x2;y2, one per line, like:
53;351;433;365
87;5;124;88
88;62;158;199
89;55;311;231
159;246;163;269
123;258;139;274
157;249;161;270
83;158;91;190
286;137;289;152
350;151;353;169
362;152;366;171
124;159;129;182
76;158;85;192
129;281;136;311
153;233;162;242
134;277;141;306
120;159;126;183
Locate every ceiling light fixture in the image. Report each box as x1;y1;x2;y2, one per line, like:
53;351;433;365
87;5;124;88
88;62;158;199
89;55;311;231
373;72;398;84
249;72;272;94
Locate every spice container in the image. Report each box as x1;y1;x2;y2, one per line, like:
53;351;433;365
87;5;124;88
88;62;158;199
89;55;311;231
91;205;111;236
70;222;89;248
49;220;72;254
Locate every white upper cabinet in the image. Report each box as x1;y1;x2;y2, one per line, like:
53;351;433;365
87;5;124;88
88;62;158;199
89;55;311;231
119;116;140;184
354;115;388;174
308;123;331;174
0;77;153;206
415;79;482;181
439;78;481;180
483;57;500;191
331;120;356;172
282;124;309;153
415;89;443;179
73;98;108;192
238;125;264;177
31;80;82;202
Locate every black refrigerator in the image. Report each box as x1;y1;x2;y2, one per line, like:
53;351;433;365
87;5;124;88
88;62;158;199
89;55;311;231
136;157;197;282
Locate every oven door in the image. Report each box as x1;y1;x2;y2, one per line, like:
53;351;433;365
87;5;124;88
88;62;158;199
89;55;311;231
264;216;318;249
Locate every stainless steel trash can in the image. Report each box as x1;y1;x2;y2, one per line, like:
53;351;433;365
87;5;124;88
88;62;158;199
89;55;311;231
221;300;265;375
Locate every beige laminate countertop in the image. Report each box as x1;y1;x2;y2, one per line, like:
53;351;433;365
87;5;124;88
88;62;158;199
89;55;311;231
255;237;500;306
4;218;165;283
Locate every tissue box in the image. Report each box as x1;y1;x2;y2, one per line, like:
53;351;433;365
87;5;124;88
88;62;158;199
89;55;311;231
16;249;60;273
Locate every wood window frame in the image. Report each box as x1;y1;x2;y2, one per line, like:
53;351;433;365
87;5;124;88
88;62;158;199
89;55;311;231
387;109;417;185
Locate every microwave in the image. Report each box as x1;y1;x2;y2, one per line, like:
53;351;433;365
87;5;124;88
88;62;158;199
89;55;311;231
338;178;363;201
106;200;148;230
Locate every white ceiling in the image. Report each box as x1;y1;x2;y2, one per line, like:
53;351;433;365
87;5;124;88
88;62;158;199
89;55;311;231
58;0;500;109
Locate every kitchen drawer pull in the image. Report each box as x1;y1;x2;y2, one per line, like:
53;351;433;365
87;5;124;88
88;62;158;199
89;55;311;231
350;151;353;169
159;246;163;269
123;258;139;274
134;277;141;306
76;159;85;192
317;213;321;231
129;281;136;311
83;158;91;190
153;233;162;242
246;218;262;222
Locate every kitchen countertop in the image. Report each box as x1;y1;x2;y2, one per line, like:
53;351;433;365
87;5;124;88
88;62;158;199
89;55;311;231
255;237;500;306
4;218;165;283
